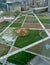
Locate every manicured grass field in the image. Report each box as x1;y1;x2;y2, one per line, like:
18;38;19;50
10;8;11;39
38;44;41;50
10;23;22;28
0;22;10;29
40;19;50;24
37;13;50;24
0;22;10;33
14;30;47;48
18;16;25;20
37;14;45;17
10;16;25;28
0;63;2;65
7;51;36;65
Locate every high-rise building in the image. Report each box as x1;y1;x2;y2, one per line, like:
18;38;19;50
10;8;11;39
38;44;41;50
6;0;22;12
0;0;6;11
45;0;48;6
0;0;6;3
48;0;50;12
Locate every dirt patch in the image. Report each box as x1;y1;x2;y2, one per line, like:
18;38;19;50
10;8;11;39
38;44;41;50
44;24;50;29
23;23;42;28
15;20;24;23
47;30;50;34
10;47;19;53
0;28;4;33
0;44;6;53
0;44;10;56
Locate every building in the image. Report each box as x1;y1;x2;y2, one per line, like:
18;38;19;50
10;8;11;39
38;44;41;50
24;0;48;8
0;0;6;11
6;0;23;12
48;0;50;12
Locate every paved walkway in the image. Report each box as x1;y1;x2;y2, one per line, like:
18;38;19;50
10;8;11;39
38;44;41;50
47;30;50;34
0;12;50;62
34;13;50;37
2;14;28;65
0;16;20;36
0;13;50;60
29;56;50;65
6;62;15;65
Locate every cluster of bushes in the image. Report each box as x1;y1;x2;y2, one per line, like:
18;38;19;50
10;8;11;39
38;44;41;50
14;11;20;17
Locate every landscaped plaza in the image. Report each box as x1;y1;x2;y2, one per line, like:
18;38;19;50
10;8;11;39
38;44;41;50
0;11;50;65
37;13;50;29
0;0;50;64
0;5;50;65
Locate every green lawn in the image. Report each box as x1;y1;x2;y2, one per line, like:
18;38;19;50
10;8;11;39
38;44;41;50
7;51;36;65
0;63;2;65
10;23;22;28
40;19;50;24
18;16;25;20
0;22;10;29
37;14;45;17
14;30;47;48
40;31;48;38
10;16;25;28
0;22;10;33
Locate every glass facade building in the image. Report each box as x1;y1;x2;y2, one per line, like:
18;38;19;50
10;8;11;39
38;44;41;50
0;0;7;11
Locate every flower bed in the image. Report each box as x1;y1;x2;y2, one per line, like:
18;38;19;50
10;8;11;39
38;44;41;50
15;29;29;36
